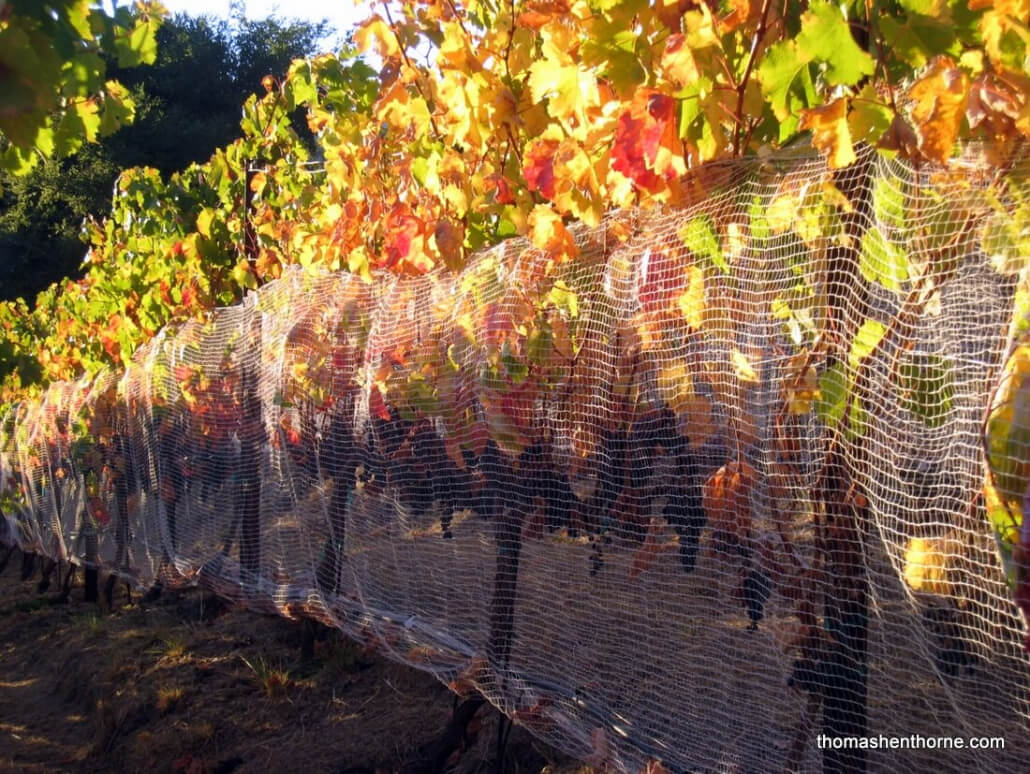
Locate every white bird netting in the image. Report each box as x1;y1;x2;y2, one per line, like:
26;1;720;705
2;146;1029;772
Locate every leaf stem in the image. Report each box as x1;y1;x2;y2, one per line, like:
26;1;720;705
378;0;443;141
734;0;775;156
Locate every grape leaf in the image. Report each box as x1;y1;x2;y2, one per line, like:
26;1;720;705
906;57;970;163
899;355;954;428
611;87;684;194
847;84;894;146
850;319;887;368
800;98;856;168
880;14;957;68
795;0;876;86
860;229;910;292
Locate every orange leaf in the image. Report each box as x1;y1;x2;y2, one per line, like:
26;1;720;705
383;206;434;274
718;0;755;33
433;217;465;271
800;98;857;169
702;461;756;554
516;0;571;29
655;0;695;32
906;57;970;163
551;139;603;227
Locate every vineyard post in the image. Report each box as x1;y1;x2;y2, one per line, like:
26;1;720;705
819;160;875;773
486;446;524;671
237;306;263;582
109;433;130;601
819;450;870;774
488;503;523;669
238;163;263;582
83;527;98;602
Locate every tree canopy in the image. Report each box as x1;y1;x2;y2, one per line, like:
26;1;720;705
0;0;163;175
0;11;332;304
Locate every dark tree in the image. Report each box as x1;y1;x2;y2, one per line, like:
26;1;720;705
0;12;330;303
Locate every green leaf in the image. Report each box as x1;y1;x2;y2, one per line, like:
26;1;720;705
64;0;94;39
872;175;907;229
757;41;808;122
116;16;160;68
848;84;894;145
284;61;317;108
679;215;727;272
850;319;887;368
879;14;957;68
859;229;910;292
196;208;216;239
899;354;954;428
547;281;579;318
527;323;553;365
847;396;868;440
53;98;101;157
411;156;432;187
98;80;135;136
982;198;1030;276
501;341;529;383
816;363;848;427
795;0;876;86
0;139;40;175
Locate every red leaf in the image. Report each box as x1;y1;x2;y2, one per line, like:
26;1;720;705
369;385;391;421
523;138;560;200
611;88;684;193
383;206;424;269
485;174;515;205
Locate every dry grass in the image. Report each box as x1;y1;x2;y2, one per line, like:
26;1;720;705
0;550;577;774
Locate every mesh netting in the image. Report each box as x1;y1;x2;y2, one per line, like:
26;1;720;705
2;146;1029;772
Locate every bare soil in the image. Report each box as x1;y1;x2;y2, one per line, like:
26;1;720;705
0;549;578;774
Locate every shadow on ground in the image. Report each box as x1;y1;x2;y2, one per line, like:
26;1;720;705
0;550;582;774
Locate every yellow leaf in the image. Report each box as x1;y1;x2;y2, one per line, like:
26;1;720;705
903;533;963;596
731;348;759;382
437;21;478;71
800;98;857;169
783;350;820;414
676;265;705;329
354;15;399;59
347;247;373;283
977;2;1030;69
376;80;432;138
527;58;599;136
658;362;712;428
766;194;796;234
551;139;603;227
196;208;215;239
528;204;579;261
661;34;698;87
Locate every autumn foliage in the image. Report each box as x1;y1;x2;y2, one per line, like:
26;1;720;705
0;0;1027;398
2;0;1030;650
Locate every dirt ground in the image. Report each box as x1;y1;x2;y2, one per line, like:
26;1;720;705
0;548;579;774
